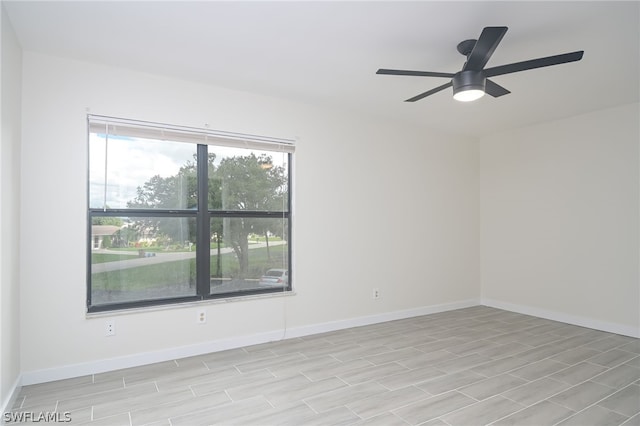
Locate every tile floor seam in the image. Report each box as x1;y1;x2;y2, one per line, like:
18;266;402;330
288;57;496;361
513;376;610;409
485;399;574;426
545;381;620;415
598;349;639;363
302;399;320;415
455;388;483;402
499;393;527;406
536;360;611;387
418;393;495;424
352;388;433;421
592;404;634;422
264;396;276;410
389;391;476;425
507;364;576;386
298;371;316;383
488;377;602;422
591;377;624;390
550;415;568;426
343;405;363;422
601;406;637;421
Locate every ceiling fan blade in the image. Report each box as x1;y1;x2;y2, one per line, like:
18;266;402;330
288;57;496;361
484;51;584;77
377;69;455;78
405;82;453;102
463;26;508;71
485;79;511;97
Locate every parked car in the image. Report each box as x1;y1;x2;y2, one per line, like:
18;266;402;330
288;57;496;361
258;269;288;286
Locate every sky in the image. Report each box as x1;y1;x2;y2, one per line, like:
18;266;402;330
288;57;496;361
89;133;288;210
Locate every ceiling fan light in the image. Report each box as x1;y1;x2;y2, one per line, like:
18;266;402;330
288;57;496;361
452;70;486;102
453;89;485;102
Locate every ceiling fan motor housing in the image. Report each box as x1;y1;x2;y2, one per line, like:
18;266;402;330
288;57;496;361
452;70;486;94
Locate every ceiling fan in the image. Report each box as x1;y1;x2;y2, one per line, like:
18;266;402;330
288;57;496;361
377;26;584;102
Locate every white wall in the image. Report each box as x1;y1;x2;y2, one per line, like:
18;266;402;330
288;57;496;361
480;103;640;337
14;48;640;386
0;2;22;411
19;52;480;381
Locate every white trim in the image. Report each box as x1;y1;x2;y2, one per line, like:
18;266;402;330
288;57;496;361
21;299;479;386
21;329;283;386
482;298;640;338
284;299;480;339
86;291;296;319
1;375;22;421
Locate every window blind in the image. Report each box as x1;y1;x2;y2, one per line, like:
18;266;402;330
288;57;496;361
88;115;296;153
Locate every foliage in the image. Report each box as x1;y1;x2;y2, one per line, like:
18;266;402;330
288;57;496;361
125;151;287;277
216;153;287;276
91;216;124;226
125;154;205;244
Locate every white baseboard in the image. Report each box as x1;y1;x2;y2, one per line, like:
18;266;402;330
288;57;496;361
1;375;22;421
482;298;640;338
20;299;479;386
20;329;284;386
284;298;480;339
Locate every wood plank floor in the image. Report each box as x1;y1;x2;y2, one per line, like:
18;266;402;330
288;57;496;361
10;306;640;425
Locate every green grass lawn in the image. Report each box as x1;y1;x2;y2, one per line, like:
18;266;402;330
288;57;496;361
91;253;139;264
91;245;288;291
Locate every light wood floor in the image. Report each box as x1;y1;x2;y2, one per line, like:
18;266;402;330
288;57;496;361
10;306;640;425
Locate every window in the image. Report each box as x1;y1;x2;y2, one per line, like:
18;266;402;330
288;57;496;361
87;116;293;312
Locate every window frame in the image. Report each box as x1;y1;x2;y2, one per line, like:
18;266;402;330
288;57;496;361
87;116;293;313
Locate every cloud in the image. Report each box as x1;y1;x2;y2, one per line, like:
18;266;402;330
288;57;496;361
89;134;289;210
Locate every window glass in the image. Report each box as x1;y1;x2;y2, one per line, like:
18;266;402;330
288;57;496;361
210;147;289;212
89;134;197;210
88;116;292;312
209;217;289;295
90;216;197;305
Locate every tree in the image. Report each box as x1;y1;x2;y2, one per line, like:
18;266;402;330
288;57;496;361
91;216;124;226
217;153;287;277
127;154;215;246
127;151;286;277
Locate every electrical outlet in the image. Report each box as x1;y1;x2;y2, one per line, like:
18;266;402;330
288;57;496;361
197;309;206;324
372;288;380;299
105;320;116;336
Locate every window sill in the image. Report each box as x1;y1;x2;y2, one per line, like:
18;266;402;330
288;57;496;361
86;290;296;319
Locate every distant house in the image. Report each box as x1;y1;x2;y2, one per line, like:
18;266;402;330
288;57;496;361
91;225;121;250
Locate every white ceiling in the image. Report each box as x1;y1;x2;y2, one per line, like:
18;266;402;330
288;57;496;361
4;1;639;137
